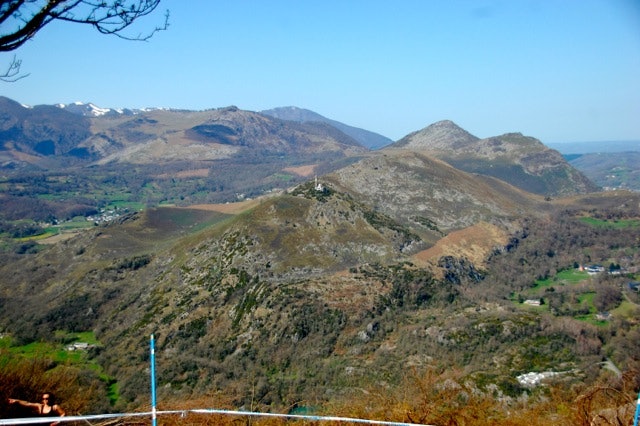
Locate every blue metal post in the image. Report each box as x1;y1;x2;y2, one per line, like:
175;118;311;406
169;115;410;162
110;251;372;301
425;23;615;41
633;388;640;426
150;334;157;426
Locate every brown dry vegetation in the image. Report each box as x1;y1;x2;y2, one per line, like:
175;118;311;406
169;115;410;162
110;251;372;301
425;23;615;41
283;164;318;177
412;221;508;272
185;198;268;214
37;230;82;244
2;357;638;425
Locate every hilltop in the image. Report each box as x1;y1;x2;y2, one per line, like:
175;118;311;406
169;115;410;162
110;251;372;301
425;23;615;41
261;106;393;150
391;120;598;196
326;150;545;233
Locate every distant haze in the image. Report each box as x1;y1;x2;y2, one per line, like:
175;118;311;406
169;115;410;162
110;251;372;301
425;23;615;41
548;140;640;154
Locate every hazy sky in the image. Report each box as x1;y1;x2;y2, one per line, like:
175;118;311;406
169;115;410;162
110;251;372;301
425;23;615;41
2;0;639;143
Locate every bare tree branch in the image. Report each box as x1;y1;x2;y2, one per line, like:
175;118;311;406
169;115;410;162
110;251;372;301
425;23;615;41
0;0;168;80
0;54;29;82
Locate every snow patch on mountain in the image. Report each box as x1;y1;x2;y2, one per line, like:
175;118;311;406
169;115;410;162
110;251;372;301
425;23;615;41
56;102;123;117
54;101;167;117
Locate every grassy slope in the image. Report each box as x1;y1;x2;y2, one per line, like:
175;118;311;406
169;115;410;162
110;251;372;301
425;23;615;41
0;186;638;421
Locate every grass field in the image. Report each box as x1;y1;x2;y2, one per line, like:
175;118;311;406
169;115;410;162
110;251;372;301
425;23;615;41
579;216;640;229
0;332;96;364
533;268;590;289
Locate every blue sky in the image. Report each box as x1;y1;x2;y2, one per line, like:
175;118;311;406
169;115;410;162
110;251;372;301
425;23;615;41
2;0;639;143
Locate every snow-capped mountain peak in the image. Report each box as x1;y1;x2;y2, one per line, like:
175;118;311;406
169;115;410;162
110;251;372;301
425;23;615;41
56;102;120;117
54;101;168;117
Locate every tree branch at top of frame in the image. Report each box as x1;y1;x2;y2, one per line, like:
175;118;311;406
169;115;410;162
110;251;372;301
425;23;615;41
0;0;169;52
0;0;169;81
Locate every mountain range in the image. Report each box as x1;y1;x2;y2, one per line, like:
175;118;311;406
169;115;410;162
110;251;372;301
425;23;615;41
1;96;639;421
0;96;598;199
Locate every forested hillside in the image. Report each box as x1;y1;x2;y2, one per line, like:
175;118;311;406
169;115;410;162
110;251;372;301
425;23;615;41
1;184;639;425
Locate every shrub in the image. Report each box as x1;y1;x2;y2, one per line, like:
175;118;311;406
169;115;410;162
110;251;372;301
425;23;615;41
0;352;109;417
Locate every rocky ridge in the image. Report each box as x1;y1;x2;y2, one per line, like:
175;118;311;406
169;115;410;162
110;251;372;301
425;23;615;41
390;120;598;196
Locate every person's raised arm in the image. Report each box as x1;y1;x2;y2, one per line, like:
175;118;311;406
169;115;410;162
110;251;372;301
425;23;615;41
8;398;41;409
